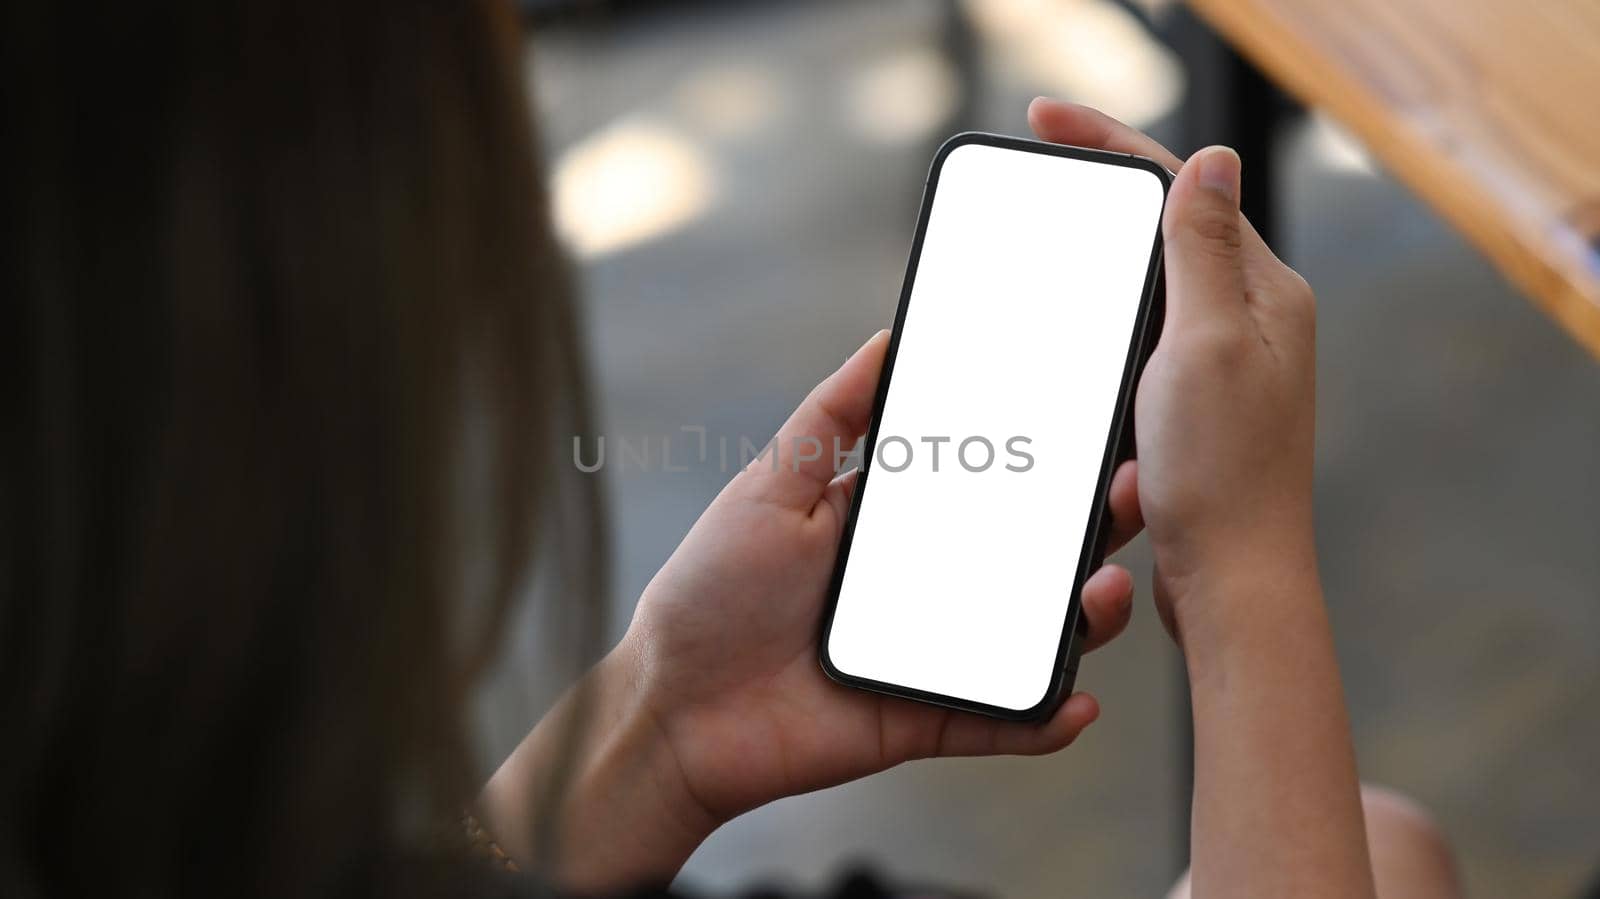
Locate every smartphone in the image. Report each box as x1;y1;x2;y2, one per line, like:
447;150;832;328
818;132;1170;721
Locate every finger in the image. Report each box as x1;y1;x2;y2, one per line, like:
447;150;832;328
1104;459;1143;555
820;467;860;536
1027;97;1184;171
1029;98;1281;268
930;691;1100;758
1161;146;1248;329
744;330;889;512
1080;563;1134;652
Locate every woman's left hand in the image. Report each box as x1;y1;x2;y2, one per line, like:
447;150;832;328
484;330;1143;891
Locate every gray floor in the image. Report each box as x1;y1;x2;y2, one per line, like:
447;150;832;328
489;3;1600;895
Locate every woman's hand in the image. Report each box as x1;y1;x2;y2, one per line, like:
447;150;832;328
597;330;1140;882
1026;98;1318;652
1026;99;1374;899
484;329;1144;892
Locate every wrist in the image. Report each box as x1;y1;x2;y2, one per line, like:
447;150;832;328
562;643;720;889
1162;537;1326;676
479;638;720;893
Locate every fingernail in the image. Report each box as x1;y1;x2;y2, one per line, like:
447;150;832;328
1197;146;1241;204
847;330;889;364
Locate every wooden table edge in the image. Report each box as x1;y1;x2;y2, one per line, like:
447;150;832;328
1185;0;1600;361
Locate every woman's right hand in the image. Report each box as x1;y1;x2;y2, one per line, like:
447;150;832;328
1031;100;1377;899
1028;98;1319;650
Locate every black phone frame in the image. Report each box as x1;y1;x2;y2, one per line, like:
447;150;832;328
817;131;1172;722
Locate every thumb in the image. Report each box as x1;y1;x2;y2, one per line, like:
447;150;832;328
741;330;889;513
1161;145;1246;327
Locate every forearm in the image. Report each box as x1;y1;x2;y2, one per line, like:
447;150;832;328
476;638;718;892
1178;556;1375;899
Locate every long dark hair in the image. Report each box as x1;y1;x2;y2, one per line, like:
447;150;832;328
1;2;605;895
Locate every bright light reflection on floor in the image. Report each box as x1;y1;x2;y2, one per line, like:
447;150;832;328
845;46;961;147
551;118;716;260
965;0;1183;129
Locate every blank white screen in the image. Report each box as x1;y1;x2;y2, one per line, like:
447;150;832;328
825;142;1165;712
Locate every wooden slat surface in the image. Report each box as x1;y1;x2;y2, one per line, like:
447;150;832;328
1185;0;1600;358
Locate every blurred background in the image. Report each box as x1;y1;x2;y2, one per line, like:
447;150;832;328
479;1;1600;895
